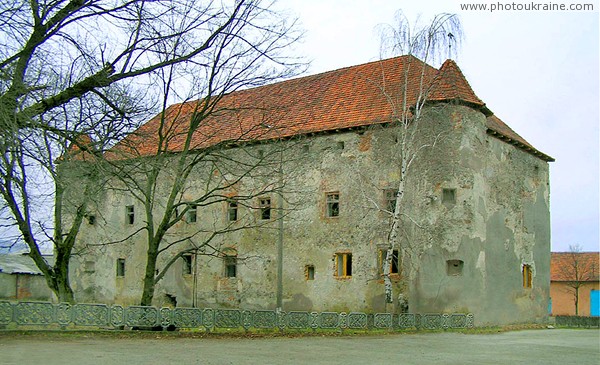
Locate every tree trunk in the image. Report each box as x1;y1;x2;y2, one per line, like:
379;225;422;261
53;274;75;303
51;245;76;303
383;247;395;304
40;263;75;303
140;239;160;306
575;287;579;316
384;154;407;305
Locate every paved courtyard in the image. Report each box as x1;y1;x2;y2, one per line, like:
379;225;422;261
1;329;598;365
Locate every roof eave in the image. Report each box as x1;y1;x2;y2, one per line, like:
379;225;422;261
486;129;555;162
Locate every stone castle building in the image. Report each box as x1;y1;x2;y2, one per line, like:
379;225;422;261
69;55;553;326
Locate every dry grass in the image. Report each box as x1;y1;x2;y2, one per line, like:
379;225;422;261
0;323;552;340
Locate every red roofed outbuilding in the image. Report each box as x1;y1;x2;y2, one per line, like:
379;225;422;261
550;252;599;316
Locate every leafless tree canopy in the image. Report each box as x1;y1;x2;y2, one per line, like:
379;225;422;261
379;12;462;65
0;0;304;302
1;0;302;134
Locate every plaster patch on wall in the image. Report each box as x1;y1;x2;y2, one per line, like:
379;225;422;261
459;131;474;152
476;250;486;284
514;233;535;266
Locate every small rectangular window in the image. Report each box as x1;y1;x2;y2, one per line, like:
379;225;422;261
84;261;96;273
335;253;352;278
259;198;271;220
227;199;238;222
326;192;340;218
182;254;193;275
523;264;533;288
224;255;237;278
446;259;464;276
186;204;197;223
126;205;134;224
379;249;399;275
384;189;399;213
116;258;126;277
442;188;456;205
305;265;315;280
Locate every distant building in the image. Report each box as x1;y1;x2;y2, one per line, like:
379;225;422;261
550;252;599;316
0;254;55;301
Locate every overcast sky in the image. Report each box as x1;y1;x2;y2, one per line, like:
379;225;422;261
276;0;599;252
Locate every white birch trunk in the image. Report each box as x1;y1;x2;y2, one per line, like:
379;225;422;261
378;11;463;310
383;152;408;304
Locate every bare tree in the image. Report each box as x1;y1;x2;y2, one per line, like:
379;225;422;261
0;0;303;302
558;244;599;315
374;12;463;306
0;82;144;302
72;3;305;306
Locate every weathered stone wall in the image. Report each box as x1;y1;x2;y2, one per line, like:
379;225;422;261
70;103;551;326
399;105;551;326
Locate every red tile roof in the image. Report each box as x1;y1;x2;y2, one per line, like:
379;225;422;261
63;134;97;162
486;115;554;161
111;55;553;162
551;252;600;282
429;59;486;108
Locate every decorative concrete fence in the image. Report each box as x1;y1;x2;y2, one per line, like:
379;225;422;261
0;301;474;331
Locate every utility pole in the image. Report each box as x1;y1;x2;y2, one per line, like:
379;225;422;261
276;156;284;310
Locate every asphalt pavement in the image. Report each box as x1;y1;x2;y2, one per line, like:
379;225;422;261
1;329;599;365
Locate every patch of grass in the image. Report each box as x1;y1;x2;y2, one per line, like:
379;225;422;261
454;324;549;335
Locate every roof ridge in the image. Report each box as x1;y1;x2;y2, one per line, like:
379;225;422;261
231;54;420;95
